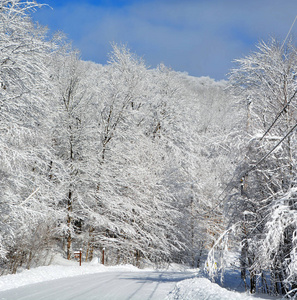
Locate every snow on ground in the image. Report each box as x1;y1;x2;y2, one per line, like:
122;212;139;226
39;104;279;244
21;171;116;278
166;278;281;300
0;255;147;292
0;256;282;299
166;278;251;300
0;259;198;300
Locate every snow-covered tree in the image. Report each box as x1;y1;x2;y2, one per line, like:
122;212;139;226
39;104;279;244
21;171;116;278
209;38;297;296
0;0;63;272
81;45;184;266
47;47;101;260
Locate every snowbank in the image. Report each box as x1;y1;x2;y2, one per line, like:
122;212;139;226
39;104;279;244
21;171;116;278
0;257;279;299
166;278;276;300
0;255;145;292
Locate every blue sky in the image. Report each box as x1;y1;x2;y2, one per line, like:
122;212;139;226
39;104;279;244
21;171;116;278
33;0;297;80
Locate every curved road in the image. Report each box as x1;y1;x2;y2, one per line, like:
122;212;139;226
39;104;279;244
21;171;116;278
0;270;197;300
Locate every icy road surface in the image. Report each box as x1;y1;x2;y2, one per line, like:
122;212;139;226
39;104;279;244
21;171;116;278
0;270;196;300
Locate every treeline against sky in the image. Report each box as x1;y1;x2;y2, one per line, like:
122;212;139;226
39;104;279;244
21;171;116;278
1;0;297;297
0;0;233;274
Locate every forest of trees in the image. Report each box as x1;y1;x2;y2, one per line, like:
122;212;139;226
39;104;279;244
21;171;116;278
1;0;297;297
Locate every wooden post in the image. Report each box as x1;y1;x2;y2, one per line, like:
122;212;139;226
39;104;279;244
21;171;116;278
74;250;82;266
102;248;105;265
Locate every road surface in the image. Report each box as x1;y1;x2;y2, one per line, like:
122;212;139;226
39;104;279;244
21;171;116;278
0;270;197;300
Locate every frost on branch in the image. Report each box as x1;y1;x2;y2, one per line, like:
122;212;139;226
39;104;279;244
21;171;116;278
257;188;297;293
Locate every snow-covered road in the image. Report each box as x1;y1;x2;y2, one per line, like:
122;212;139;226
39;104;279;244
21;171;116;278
0;261;277;300
0;270;196;300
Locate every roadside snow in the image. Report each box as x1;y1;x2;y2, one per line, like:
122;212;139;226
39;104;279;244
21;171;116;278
0;255;145;292
166;278;250;299
166;277;278;300
0;257;281;299
0;270;197;300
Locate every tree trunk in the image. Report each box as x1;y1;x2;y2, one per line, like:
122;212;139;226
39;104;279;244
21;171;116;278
85;226;95;262
66;189;72;260
135;250;140;268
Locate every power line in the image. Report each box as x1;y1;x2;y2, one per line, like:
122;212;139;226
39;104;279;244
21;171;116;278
259;14;297;140
249;121;297;173
281;14;297;50
206;15;297;213
260;90;297;141
204;120;297;216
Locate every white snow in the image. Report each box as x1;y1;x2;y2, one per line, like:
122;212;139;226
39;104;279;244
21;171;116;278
0;255;145;292
0;257;281;299
166;278;279;300
0;260;197;300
